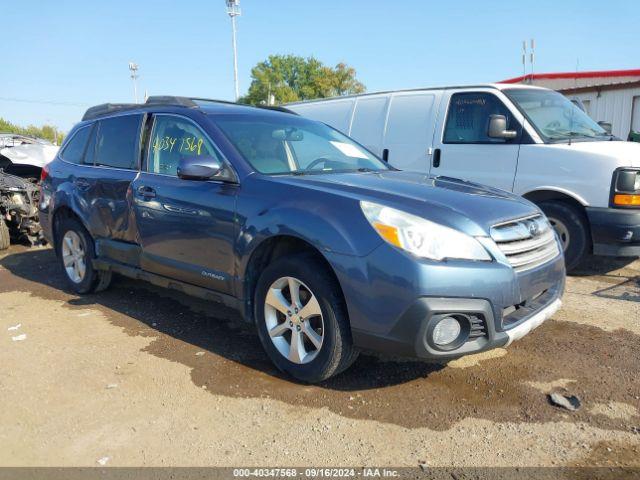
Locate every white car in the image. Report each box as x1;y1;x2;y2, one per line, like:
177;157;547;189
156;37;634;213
287;84;640;270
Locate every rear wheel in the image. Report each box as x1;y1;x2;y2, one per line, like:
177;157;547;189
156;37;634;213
55;217;112;294
538;201;590;271
0;220;9;250
254;254;358;383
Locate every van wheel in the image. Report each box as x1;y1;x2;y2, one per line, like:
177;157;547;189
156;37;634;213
538;201;590;271
55;217;112;294
0;221;9;250
254;254;358;383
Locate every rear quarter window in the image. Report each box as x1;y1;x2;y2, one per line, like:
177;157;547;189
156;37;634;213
60;125;92;164
94;115;142;169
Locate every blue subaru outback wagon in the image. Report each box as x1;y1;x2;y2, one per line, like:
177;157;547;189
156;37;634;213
39;97;565;382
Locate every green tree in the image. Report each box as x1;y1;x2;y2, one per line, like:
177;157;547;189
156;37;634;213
0;117;64;144
239;54;365;105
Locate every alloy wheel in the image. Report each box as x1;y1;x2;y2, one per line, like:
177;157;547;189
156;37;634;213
264;276;324;364
61;231;87;284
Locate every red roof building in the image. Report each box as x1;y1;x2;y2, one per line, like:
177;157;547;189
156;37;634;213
500;69;640;139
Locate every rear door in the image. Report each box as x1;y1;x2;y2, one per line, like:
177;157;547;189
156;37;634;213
382;91;441;172
430;90;524;192
289;98;355;135
89;114;143;243
131;114;238;294
348;95;389;157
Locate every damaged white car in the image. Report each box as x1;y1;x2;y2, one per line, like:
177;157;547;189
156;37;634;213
0;134;59;249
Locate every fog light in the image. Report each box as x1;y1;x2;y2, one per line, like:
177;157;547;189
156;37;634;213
432;316;462;346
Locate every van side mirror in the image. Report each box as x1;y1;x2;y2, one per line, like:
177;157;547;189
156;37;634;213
488;115;518;140
597;121;612;134
177;156;223;180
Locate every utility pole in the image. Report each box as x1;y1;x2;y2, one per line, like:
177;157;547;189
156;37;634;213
226;0;241;101
530;38;535;83
129;62;139;103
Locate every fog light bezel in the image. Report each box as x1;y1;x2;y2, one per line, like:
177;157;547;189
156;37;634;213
426;314;471;351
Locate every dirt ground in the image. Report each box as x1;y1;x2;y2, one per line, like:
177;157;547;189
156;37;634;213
0;244;639;467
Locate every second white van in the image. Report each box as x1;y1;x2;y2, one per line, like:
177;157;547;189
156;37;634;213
287;84;640;270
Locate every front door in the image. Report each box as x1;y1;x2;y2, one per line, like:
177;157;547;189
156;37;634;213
132;114;238;294
430;90;524;192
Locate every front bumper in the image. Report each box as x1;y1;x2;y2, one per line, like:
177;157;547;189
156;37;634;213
587;207;640;256
329;239;566;361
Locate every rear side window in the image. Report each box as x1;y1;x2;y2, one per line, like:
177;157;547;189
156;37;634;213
94;115;142;169
148;115;222;176
443;93;516;144
60;125;92;164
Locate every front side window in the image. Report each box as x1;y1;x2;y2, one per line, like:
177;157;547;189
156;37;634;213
212;114;387;175
61;125;92;164
147;115;222;176
94;115;142;169
506;88;608;142
444;93;517;144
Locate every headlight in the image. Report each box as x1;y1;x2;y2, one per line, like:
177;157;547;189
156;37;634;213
612;169;640;207
360;201;491;261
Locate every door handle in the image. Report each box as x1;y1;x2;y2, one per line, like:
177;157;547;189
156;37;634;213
136;185;156;198
432;148;441;168
382;148;389;162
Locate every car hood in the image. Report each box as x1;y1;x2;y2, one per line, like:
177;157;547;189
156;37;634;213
543;139;640;168
272;170;541;236
0;144;59;168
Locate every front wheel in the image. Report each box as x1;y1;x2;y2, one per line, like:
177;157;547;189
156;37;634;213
538;201;590;272
254;254;358;383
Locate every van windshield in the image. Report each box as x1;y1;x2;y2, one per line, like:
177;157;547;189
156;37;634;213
506;88;609;142
212;114;388;175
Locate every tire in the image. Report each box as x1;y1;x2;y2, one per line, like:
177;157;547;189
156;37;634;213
538;201;590;272
254;254;358;383
55;217;112;294
0;220;9;251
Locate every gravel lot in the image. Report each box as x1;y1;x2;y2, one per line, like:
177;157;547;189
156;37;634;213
0;244;639;467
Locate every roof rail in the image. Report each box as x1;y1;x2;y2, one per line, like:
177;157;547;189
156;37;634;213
145;96;198;107
145;96;237;107
82;103;137;121
82;96;298;121
256;105;298;115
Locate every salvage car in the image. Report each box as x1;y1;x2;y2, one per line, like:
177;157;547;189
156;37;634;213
39;97;565;382
0;171;41;249
0;133;57;248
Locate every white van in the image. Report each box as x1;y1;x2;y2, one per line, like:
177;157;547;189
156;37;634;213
287;84;640;270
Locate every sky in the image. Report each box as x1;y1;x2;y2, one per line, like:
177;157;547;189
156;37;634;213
2;0;639;132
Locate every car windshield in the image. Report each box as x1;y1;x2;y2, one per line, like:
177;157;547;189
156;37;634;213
506;88;609;141
212;113;388;175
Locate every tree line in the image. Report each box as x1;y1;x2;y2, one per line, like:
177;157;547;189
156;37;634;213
0;117;64;144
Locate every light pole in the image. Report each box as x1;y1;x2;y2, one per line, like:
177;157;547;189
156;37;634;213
226;0;241;101
128;62;139;103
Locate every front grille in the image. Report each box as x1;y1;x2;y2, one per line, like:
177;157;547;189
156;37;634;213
491;215;560;272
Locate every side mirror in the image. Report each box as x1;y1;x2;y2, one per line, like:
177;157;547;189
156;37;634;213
177;156;222;180
488;115;518;140
598;121;612;134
